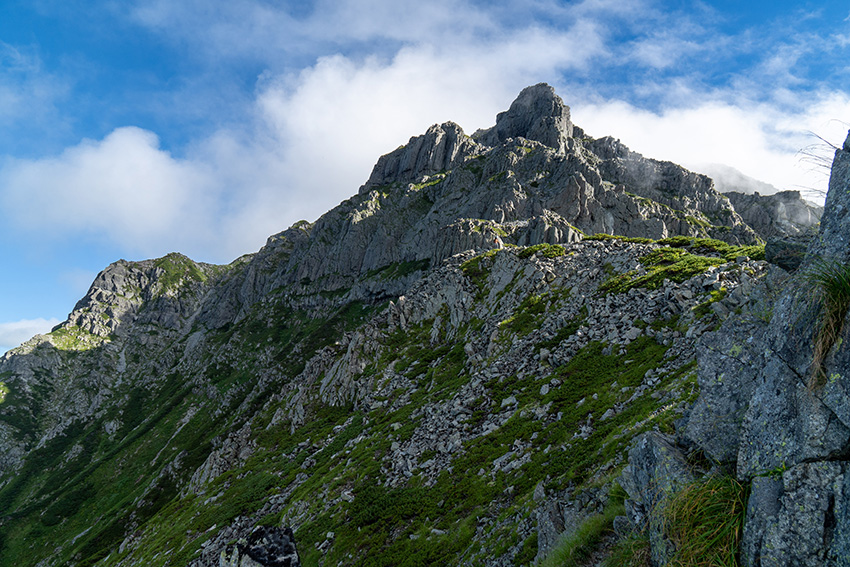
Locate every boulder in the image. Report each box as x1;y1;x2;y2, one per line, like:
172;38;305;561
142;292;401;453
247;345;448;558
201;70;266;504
619;432;695;566
220;526;301;567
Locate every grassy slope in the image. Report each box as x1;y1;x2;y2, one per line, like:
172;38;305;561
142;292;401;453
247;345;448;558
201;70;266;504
0;239;761;567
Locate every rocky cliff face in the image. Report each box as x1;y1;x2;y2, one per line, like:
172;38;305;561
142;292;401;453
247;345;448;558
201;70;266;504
621;131;850;566
0;84;830;567
724;189;823;239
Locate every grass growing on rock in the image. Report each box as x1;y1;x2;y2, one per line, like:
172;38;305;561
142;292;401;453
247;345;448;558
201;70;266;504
803;258;850;387
599;247;723;294
48;325;108;351
603;533;651;567
662;475;748;567
656;236;765;262
585;233;655;244
517;243;566;259
461;250;499;299
153;252;208;292
540;485;627;567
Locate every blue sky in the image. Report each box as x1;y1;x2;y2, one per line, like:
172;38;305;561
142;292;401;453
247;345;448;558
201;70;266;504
0;0;849;351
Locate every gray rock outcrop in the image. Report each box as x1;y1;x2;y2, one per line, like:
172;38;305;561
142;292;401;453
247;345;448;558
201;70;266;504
725;190;823;239
765;230;816;271
625;129;850;566
474;83;574;153
620;433;696;567
220;526;301;567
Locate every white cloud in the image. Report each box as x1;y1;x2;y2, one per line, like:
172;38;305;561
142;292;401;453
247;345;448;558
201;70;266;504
2;0;847;272
0;127;221;257
572;90;850;203
0;318;61;353
0;41;67;129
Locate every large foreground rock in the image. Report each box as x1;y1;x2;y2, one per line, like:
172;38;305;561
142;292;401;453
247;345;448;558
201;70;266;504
653;130;850;566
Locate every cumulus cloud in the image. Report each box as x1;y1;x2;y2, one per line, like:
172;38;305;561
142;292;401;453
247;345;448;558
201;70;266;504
0;127;221;257
572;90;850;203
3;0;847;271
0;318;61;353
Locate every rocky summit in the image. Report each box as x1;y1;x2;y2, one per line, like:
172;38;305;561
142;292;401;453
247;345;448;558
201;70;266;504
0;84;838;567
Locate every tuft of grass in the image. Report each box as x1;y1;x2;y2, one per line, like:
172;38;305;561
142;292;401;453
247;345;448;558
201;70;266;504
692;288;727;319
540;496;625;567
804;258;850;388
662;475;748;567
603;533;650;567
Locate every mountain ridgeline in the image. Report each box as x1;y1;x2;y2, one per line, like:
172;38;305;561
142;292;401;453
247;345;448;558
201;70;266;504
0;84;839;567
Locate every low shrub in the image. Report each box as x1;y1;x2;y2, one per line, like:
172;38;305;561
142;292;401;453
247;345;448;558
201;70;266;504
603;533;650;567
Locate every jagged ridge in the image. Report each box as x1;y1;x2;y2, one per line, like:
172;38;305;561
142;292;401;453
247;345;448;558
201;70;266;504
0;84;828;567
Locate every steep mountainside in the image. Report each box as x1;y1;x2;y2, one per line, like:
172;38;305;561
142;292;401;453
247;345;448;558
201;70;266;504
0;84;841;567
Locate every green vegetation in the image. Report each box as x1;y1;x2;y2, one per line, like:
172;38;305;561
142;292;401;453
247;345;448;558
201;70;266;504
0;367;218;566
662;475;748;567
600;248;723;294
604;534;650;567
537;307;587;351
656;236;765;262
540;486;626;567
585;233;655;244
412;176;445;190
367;259;431;280
470;219;507;237
48;325;107;351
692;288;727;319
803;258;850;387
517;243;566;259
0;382;7;404
460;250;499;298
154;252;207;291
499;294;548;337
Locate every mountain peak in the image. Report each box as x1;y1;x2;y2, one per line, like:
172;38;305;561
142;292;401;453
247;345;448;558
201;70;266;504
362;121;480;190
474;83;573;153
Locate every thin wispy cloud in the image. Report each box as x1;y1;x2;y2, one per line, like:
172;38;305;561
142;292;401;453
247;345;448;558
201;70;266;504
0;41;67;131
